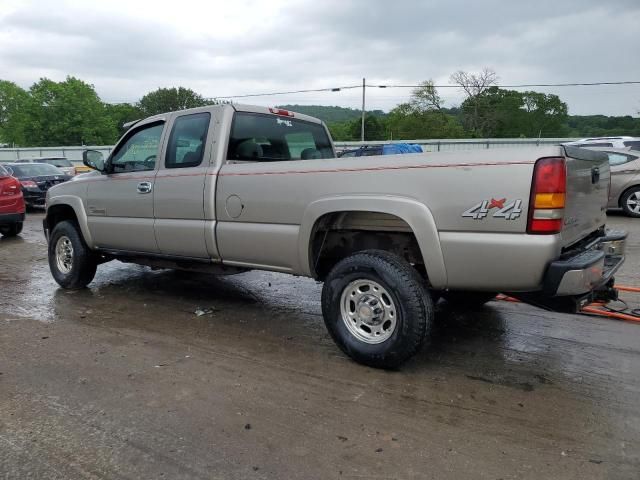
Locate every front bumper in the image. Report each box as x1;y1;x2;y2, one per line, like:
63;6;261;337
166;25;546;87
23;189;47;207
544;230;627;296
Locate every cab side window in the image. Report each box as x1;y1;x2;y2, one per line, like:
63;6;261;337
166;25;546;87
110;122;164;173
166;113;211;169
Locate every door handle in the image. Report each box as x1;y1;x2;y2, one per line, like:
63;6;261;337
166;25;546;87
137;181;153;194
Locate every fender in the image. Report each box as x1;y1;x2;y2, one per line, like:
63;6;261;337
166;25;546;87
298;195;447;288
46;195;95;248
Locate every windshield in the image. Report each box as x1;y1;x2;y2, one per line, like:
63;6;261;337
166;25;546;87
227;112;334;162
0;165;10;176
43;158;73;167
8;163;64;177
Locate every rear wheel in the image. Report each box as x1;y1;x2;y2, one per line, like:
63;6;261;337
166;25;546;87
621;187;640;217
321;250;433;369
48;220;97;289
0;222;22;237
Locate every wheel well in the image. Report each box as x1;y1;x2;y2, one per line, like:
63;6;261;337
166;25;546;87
46;204;79;232
309;211;425;281
619;184;640;207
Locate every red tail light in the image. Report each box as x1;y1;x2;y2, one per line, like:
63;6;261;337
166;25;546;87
269;108;294;117
21;180;38;188
527;157;566;235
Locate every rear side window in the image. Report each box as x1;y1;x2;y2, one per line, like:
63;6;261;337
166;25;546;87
608;152;638;166
166;113;211;169
227;113;334;162
44;158;72;167
623;141;640;149
576;143;613;148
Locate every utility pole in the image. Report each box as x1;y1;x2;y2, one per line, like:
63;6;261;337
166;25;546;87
361;77;365;142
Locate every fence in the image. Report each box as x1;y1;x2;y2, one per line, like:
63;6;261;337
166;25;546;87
0;138;579;165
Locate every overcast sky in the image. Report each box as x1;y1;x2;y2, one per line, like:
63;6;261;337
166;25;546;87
1;0;639;116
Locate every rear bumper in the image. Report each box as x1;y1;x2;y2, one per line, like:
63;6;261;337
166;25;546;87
544;230;626;296
0;212;25;225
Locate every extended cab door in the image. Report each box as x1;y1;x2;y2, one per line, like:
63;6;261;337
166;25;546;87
153;111;213;258
85;120;165;252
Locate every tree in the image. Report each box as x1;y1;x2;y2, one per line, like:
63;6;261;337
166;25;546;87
104;103;143;138
450;68;498;135
385;79;465;139
21;77;116;146
0;80;28;145
348;114;386;141
137;87;209;116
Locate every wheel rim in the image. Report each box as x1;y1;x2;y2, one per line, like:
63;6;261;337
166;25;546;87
55;235;74;274
626;192;640;214
340;279;397;344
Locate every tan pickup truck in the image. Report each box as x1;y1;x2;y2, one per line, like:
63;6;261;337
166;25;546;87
44;104;627;368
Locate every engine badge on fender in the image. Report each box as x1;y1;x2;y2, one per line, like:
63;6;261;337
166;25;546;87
462;198;523;220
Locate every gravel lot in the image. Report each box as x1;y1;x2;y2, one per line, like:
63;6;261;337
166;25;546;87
1;212;639;479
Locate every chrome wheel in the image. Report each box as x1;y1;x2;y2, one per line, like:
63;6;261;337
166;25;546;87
340;279;397;344
55;235;74;274
626;191;640;214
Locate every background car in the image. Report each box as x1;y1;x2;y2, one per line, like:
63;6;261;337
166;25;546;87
5;163;71;209
567;136;640;149
0;164;25;237
595;149;640;217
14;156;77;176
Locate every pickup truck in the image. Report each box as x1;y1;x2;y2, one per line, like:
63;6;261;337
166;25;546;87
43;104;627;368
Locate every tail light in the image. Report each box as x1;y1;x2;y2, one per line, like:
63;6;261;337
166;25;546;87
21;180;38;188
1;179;21;196
269;108;294;117
527;157;566;234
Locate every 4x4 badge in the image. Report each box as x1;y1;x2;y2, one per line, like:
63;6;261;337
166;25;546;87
463;198;523;220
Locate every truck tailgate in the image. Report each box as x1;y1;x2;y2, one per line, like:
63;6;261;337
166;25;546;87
560;145;610;247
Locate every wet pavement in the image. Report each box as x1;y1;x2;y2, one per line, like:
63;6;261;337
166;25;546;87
1;212;639;479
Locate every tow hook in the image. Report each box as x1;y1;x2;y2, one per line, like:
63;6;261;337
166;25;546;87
592;279;618;303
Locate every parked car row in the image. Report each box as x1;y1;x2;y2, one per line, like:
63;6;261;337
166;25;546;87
0;164;25;237
0;161;74;237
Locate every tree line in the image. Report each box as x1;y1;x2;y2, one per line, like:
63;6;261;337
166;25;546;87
1;71;639;147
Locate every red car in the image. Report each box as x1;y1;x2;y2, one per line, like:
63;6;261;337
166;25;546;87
0;164;25;237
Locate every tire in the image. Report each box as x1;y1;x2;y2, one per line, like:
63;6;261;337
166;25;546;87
321;250;433;369
441;291;497;309
0;222;22;237
48;220;97;289
621;187;640;218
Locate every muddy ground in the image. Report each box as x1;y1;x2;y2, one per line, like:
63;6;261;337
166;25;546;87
1;212;639;479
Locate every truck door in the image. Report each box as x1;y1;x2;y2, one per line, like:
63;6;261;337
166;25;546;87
153;112;212;258
86;121;165;252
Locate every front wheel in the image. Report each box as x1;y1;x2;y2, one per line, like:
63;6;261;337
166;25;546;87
621;187;640;217
0;222;22;237
48;220;97;289
321;250;433;369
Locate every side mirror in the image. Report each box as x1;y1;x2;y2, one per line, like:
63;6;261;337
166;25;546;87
82;149;105;172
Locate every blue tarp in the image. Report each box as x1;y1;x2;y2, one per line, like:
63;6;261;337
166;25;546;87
381;143;423;155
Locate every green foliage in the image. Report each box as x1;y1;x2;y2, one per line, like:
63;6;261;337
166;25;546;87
0;80;28;145
347;114;387;141
460;87;569;137
137;87;209;116
105;103;143;135
566;115;640;137
21;77;117;147
0;75;638;147
278;104;385;123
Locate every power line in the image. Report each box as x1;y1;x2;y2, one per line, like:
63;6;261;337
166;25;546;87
369;81;640;89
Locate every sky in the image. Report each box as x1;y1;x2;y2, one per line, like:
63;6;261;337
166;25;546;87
1;0;639;116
